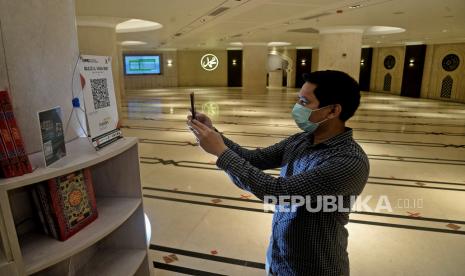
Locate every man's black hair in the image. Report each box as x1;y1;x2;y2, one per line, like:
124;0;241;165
303;70;360;121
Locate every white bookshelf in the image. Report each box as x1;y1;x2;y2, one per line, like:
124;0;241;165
0;137;150;276
76;248;147;276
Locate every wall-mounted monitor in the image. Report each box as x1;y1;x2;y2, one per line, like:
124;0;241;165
123;54;162;75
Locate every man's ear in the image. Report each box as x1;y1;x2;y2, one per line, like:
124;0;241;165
328;104;342;119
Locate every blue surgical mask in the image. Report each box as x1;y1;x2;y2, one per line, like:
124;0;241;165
291;103;328;133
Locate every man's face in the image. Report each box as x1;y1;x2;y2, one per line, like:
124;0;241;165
297;82;330;123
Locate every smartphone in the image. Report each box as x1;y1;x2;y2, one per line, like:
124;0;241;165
190;92;196;120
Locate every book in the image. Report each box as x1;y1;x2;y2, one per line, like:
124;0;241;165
0;133;15;177
0;90;32;174
0;98;22;177
36;183;59;239
47;168;98;241
31;187;50;236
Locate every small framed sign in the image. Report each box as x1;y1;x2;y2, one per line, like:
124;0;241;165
38;106;66;167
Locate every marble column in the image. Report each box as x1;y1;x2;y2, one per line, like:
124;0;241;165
242;44;268;93
318;30;363;81
311;49;319;72
0;0;82;154
77;26;123;119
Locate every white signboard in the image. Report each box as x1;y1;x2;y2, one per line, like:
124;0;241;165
201;54;219;71
79;55;122;149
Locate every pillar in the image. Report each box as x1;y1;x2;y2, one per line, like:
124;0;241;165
242;43;268;92
0;0;82;154
77;26;123;120
318;30;363;81
311;49;319;72
281;48;296;88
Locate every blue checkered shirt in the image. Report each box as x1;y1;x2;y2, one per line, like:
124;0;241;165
216;128;369;276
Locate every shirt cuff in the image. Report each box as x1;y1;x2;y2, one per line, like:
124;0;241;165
216;148;238;170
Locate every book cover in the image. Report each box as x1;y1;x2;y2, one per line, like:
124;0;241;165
47;168;98;241
38;106;66;167
0;100;22;176
0;90;32;173
0;135;15;177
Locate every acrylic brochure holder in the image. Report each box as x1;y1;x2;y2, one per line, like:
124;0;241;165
77;55;122;150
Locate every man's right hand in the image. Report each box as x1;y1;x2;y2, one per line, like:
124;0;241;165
187;112;214;129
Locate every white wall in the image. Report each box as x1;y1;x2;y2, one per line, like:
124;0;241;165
177;50;227;87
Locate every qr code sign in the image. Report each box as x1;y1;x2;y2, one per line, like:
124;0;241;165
90;78;111;110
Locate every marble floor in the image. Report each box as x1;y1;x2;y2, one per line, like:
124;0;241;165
121;87;465;276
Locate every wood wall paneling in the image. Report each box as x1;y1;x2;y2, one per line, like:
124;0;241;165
401;45;427;98
227;50;242;87
295;49;312;88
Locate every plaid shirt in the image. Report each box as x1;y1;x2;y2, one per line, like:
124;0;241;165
216;128;369;276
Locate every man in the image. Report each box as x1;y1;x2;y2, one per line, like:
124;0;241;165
188;70;369;276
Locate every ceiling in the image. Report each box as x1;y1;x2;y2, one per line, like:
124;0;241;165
75;0;465;50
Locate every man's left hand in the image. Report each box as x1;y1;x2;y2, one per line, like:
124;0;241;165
188;119;228;157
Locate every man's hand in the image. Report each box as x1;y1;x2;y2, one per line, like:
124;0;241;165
187;112;213;129
188;119;227;157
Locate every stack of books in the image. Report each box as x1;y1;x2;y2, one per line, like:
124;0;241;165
0;90;32;178
31;168;98;241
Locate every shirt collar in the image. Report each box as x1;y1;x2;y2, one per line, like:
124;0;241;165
307;128;353;148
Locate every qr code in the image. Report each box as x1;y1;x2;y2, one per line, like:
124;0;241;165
90;78;110;110
44;141;53;157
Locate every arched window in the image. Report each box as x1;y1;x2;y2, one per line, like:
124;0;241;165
383;73;392;91
440;75;453;98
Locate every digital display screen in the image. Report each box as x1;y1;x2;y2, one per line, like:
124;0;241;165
124;55;161;75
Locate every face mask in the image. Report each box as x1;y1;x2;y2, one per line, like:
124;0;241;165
291;103;329;133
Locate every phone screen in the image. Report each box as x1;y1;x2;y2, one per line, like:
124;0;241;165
190;92;196;119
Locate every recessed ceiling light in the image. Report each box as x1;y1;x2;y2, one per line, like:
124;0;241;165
120;41;147;46
365;26;406;35
405;41;424;45
229;42;243;46
268;42;291;47
349;4;362;9
116;19;162;33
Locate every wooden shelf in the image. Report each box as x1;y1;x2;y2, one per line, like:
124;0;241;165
76;249;147;276
19;197;141;275
0;137;138;191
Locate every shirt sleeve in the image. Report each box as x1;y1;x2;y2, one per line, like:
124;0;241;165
220;133;301;170
216;148;369;201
